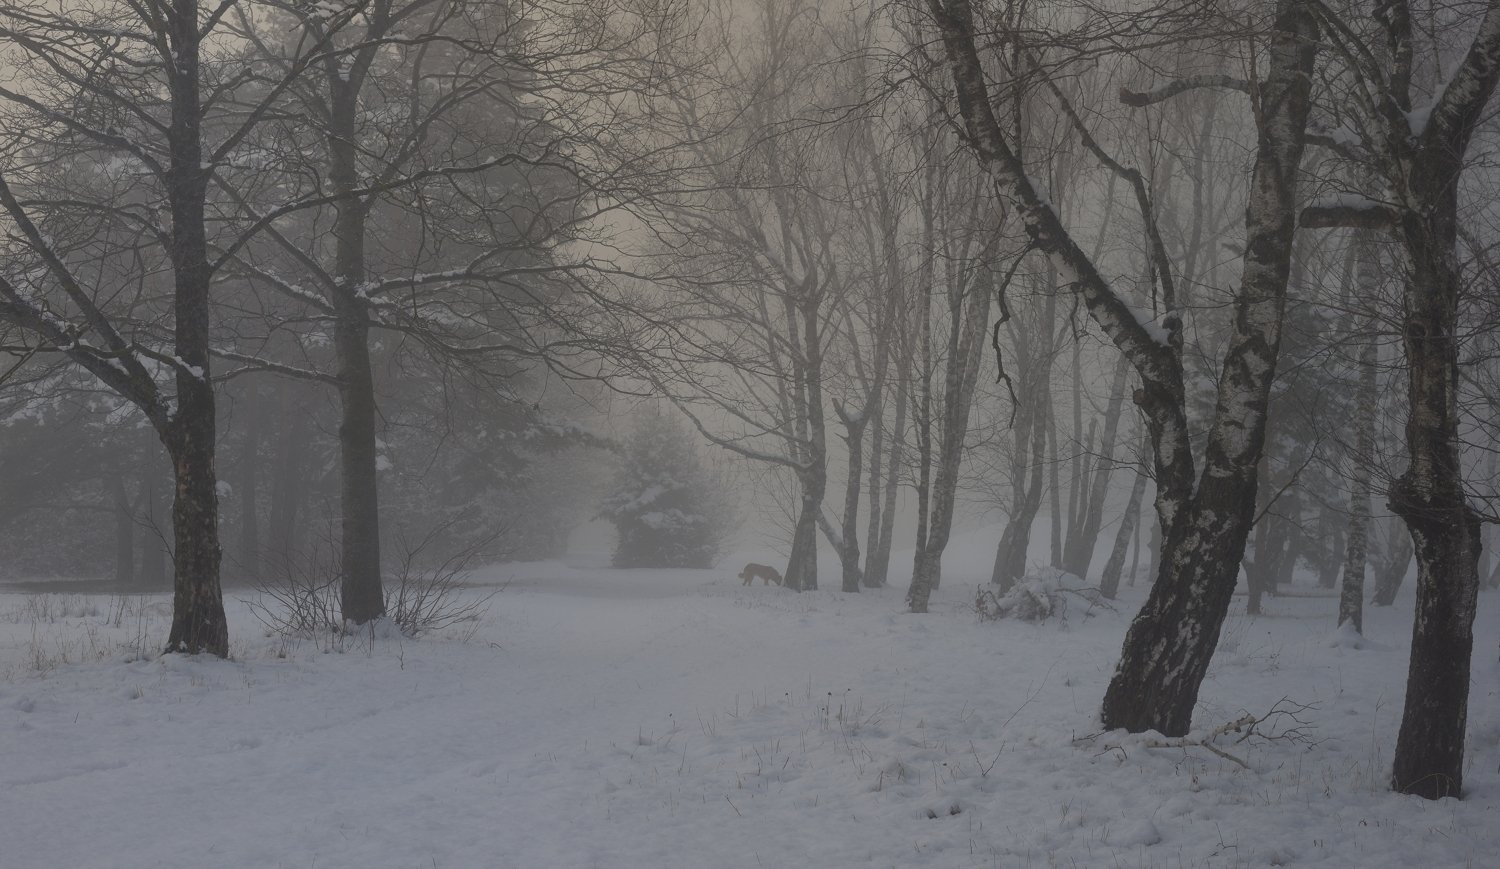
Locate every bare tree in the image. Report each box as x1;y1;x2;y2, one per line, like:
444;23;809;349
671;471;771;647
0;0;321;654
215;0;683;619
919;0;1319;735
1301;0;1500;798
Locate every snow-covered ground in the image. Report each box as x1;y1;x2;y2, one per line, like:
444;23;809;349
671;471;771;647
1;540;1496;868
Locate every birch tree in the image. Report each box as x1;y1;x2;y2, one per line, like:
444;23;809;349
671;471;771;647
919;0;1319;734
1300;0;1500;798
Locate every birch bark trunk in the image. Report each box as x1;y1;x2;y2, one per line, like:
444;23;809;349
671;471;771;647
923;0;1318;733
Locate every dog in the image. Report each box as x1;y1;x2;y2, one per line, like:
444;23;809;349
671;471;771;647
738;562;783;586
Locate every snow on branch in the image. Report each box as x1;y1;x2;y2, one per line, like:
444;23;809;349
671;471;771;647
1300;198;1398;230
1118;75;1251;107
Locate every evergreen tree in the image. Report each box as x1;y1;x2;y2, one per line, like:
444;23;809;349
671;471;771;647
602;416;730;569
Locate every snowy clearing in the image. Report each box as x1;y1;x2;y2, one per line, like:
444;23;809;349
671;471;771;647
1;546;1496;869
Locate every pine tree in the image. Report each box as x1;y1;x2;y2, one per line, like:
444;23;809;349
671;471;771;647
602;416;730;569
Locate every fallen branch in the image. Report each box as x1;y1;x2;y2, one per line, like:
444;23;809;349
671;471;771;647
1078;698;1320;770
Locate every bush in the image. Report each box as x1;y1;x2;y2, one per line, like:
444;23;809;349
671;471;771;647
246;518;497;647
600;414;732;568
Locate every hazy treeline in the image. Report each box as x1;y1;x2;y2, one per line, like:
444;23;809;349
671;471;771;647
2;0;1499;800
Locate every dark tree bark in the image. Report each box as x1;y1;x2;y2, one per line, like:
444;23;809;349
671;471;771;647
1098;0;1316;731
922;0;1319;734
1301;0;1500;798
917;0;1317;738
326;53;387;624
160;0;228;655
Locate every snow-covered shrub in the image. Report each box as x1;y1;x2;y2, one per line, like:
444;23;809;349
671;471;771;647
975;568;1107;623
600;414;732;569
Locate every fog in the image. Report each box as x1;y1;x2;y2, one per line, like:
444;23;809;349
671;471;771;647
1;0;1499;861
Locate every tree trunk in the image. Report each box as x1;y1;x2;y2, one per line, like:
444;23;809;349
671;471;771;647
1063;363;1128;578
139;467;168;591
907;274;990;612
865;368;907;587
334;311;385;623
1338;243;1380;632
784;472;824;592
991;394;1047;592
267;388;309;566
1317;508;1344;589
838;415;866;592
1387;212;1481;799
1372;517;1414;605
239;385;263;583
863;393;886;587
1099;452;1149;600
1047;400;1063;569
1246;459;1273;615
1127;484;1144;586
111;474;135;587
329;81;386;625
1098;0;1317;735
923;0;1315;735
162;0;227;656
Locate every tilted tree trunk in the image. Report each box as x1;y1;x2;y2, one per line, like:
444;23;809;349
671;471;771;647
923;0;1319;734
1098;2;1316;732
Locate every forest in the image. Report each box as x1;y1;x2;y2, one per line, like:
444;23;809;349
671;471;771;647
1;0;1499;866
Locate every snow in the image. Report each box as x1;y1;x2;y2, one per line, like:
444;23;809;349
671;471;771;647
1124;300;1175;346
0;537;1497;868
